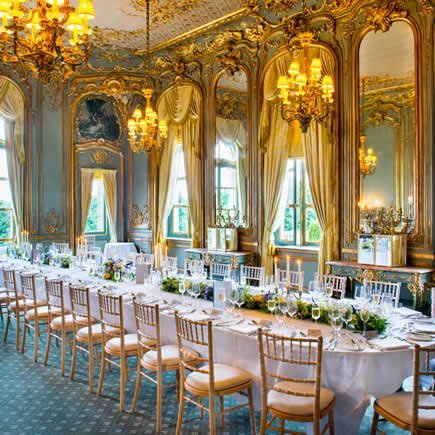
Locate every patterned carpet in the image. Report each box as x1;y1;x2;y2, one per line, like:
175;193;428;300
0;319;406;435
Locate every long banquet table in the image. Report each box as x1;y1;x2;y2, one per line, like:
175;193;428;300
0;261;419;435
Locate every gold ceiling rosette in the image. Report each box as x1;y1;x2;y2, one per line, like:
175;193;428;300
0;0;95;80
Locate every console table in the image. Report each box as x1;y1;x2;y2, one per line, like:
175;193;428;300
326;261;433;312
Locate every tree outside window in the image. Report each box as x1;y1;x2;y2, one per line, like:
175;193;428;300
276;159;321;247
85;177;107;234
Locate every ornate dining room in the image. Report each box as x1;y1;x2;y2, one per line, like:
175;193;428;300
0;0;434;434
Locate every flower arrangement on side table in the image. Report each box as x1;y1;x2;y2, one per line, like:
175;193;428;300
103;259;125;281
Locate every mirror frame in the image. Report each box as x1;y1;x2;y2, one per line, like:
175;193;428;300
210;66;252;231
351;16;423;245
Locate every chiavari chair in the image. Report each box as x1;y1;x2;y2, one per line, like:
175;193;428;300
258;329;335;435
364;280;401;308
210;262;231;281
184;259;205;276
131;300;199;431
3;268;25;350
314;273;347;299
97;291;138;412
69;285;100;393
278;269;305;291
44;278;71;376
371;344;435;434
241;264;264;287
175;313;256;435
20;271;49;362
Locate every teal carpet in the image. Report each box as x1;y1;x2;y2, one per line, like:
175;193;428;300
0;320;406;434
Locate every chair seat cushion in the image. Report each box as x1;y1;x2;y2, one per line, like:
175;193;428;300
105;333;139;355
25;306;61;321
0;292;15;303
50;314;92;330
376;392;435;429
268;381;335;417
76;323;121;343
141;344;198;370
9;298;46;312
186;363;252;392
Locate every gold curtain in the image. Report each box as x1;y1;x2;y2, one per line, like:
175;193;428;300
157;84;202;249
259;53;303;275
102;169;118;243
81;168;95;236
303;50;339;273
0;78;24;241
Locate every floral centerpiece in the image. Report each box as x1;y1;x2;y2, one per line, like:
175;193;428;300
43;252;53;265
103;258;125;281
242;290;387;334
162;278;214;301
60;256;71;269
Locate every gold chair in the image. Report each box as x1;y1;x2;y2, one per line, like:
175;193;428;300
96;291;138;412
20;271;49;362
43;278;70;376
175;313;256;435
371;344;435;434
130;300;199;431
257;330;335;435
3;268;24;350
69;285;99;393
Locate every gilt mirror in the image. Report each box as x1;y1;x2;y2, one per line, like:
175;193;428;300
358;21;416;218
214;70;248;228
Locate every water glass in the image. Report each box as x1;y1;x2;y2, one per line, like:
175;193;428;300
286;295;298;319
340;304;353;329
312;304;321;324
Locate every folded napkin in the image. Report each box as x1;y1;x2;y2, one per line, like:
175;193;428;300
395;307;424;318
182;311;215;322
226;322;259;335
369;337;411;351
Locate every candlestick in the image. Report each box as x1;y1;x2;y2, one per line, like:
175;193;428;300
297;259;303;293
274;256;279;288
286;255;290;288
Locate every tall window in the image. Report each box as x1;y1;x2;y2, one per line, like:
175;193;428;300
0;118;14;243
276;159;321;247
85;177;107;234
168;143;191;237
215;141;238;212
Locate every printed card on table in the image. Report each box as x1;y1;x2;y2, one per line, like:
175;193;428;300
214;281;231;309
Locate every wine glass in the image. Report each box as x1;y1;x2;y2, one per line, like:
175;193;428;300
286;295;298;320
360;304;371;337
114;269;121;283
230;287;239;314
275;297;287;330
267;298;276;318
312;304;321;324
331;316;343;339
340;304;353;330
236;286;245;312
372;287;382;305
355;285;369;306
326;284;334;299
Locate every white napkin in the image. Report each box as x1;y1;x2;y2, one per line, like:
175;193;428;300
413;322;435;334
369;337;411;351
183;312;214;322
226;322;259;335
395;307;423;318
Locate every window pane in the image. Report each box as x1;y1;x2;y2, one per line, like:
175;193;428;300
305;207;321;243
85;178;105;233
173;206;189;234
220;188;237;209
0;148;8;178
220;167;237;188
216;141;235;161
0;118;5;142
176;179;188;205
305;175;313;204
0;209;13;240
281;207;295;242
0;180;12;206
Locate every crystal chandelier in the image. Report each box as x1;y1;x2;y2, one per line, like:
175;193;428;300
127;0;167;154
277;40;334;133
359;78;377;176
0;0;94;80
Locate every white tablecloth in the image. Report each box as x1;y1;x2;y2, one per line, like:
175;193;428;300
103;242;137;260
0;261;416;435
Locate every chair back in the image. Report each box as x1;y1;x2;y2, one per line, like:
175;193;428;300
240;265;264;287
97;291;125;349
314;273;346;298
184;259;204;276
258;329;324;422
20;272;39;313
278;269;304;291
3;268;18;302
84;235;96;250
136;253;154;266
133;300;160;359
210;262;231;281
69;285;93;339
364;280;401;307
52;243;70;255
175;313;213;390
411;344;435;433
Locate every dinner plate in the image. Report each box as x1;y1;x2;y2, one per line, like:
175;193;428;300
413;323;435;334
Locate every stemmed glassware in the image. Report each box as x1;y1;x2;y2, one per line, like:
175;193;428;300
230;286;239;314
286;294;298;320
114;269;121;283
275;297;287;330
312;304;321;324
235;286;245;313
340;303;353;330
267;297;276;319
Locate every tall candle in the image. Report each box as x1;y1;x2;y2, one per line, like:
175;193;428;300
297;259;302;293
274;256;279;288
286;256;290;287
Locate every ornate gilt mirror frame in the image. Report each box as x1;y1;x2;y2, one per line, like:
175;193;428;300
209;65;253;231
351;14;423;247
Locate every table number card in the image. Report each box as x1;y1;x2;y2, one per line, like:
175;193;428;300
214;281;231;309
136;264;150;284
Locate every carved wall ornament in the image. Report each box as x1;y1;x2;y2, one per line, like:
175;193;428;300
364;1;408;33
216;92;247;120
42;208;63;234
129;204;150;228
91;150;109;165
217;44;243;76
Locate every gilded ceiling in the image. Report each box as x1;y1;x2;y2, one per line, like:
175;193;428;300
88;0;244;51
